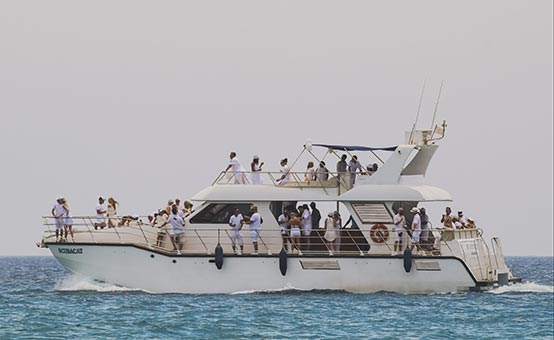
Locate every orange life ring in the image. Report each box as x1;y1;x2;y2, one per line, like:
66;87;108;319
370;224;389;243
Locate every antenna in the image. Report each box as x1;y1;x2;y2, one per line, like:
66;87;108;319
430;80;444;133
408;80;427;144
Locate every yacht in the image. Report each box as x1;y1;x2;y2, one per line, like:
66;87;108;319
39;125;521;293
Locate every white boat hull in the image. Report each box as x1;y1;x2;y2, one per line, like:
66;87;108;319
48;244;478;294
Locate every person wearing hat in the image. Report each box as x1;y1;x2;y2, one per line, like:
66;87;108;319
250;155;264;185
457;211;467;228
410;207;422;250
393;207;406;254
95;197;107;230
51;197;66;242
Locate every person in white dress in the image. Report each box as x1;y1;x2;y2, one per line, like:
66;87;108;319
225;152;248;184
323;211;337;253
316;161;329;182
228;209;244;254
276;158;291;185
333;211;342;253
299;204;312;251
62;198;74;242
250;155;264;185
107;197;119;228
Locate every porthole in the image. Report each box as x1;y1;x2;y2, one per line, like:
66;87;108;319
150;254;155;258
172;259;177;264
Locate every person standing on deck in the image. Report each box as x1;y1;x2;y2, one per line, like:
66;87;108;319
333;211;342;253
95;197;107;230
250;155;264;185
310;202;321;230
348;155;364;186
419;207;431;250
393;207;406;254
316;161;329;181
278;208;290;252
441;207;453;229
228;209;244;255
276;158;291;185
242;205;262;254
299;204;312;251
225;152;248;184
161;205;185;254
410;207;422;250
62;198;74;242
304;161;316;181
336;154;348;186
51;197;65;242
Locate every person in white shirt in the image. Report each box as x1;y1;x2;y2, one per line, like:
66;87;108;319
225;152;248;184
51;197;66;242
95;197;107;230
278;209;290;251
161;206;185;253
299;204;312;251
276;158;291;185
393;207;406;253
457;211;467;228
316;161;329;182
333;211;342;253
250;155;264;185
410;207;422;250
348;155;364;186
323;211;337;252
242;205;262;254
228;209;244;255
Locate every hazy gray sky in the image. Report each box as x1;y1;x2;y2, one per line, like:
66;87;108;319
0;1;551;256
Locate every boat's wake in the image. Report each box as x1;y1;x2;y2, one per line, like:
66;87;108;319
489;282;553;294
230;283;307;295
55;274;147;293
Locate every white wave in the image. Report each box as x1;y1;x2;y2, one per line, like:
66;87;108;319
55;274;147;293
489;282;553;294
230;282;305;295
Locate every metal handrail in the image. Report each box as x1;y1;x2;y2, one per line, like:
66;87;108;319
40;216;486;259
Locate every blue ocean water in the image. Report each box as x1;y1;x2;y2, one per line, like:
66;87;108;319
0;257;552;340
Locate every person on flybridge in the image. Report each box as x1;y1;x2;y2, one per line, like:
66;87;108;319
225;152;248;184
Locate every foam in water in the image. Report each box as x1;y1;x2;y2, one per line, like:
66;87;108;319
230;282;304;295
489;282;554;294
55;274;146;293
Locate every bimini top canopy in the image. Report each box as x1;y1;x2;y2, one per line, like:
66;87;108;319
312;144;398;152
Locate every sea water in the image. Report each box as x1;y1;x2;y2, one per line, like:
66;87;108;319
0;256;552;340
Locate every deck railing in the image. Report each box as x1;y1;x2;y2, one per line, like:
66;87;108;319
40;216;486;259
212;171;357;195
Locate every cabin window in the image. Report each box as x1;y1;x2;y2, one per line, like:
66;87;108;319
189;203;253;224
352;203;392;224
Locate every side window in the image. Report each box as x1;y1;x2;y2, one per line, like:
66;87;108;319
189;203;253;224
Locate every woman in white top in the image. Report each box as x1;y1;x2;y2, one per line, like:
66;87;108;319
304;161;315;182
250;155;264;185
107;197;119;228
323;211;337;252
62;198;74;241
276;158;291;185
333;211;342;253
287;212;302;255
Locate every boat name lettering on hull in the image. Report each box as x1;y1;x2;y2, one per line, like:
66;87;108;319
58;248;83;254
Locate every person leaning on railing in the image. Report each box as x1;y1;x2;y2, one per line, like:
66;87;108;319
160;205;185;253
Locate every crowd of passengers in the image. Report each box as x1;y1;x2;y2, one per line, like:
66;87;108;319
392;206;478;255
51;196;478;256
224;152;378;185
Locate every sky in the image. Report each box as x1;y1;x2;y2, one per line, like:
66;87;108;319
0;1;552;256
